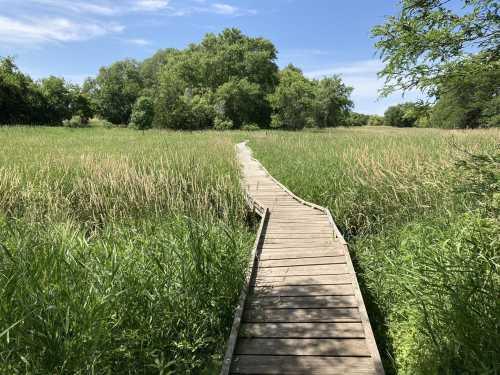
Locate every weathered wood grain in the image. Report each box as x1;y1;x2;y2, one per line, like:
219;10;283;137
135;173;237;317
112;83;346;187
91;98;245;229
221;142;384;375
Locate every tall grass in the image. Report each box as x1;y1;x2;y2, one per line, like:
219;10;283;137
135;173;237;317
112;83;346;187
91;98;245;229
249;127;500;374
0;127;254;373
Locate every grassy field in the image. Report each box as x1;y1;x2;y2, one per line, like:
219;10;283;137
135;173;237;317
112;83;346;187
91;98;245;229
0;127;254;374
1;126;498;374
249;127;500;375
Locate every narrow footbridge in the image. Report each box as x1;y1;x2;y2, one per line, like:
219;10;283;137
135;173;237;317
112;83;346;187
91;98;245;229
221;142;384;375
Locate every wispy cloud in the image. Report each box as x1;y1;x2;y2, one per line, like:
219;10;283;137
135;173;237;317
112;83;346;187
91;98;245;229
132;0;170;12
171;2;257;16
125;38;152;46
305;59;383;79
305;59;424;114
31;0;119;16
0;0;257;47
0;15;123;45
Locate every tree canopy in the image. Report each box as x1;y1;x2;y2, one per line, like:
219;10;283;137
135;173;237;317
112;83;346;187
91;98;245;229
373;0;499;96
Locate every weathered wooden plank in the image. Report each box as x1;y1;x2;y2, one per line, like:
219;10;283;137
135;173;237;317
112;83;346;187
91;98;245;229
243;307;361;323
235;338;370;356
239;322;365;338
259;249;345;260
247;295;358;309
254;274;353;286
265;233;333;239
262;241;335;248
252;283;354;297
257;264;348;277
219;210;270;375
259;256;346;268
230;355;377;374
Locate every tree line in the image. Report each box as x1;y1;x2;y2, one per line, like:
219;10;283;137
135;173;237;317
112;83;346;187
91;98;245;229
2;7;497;131
0;57;92;126
1;29;354;130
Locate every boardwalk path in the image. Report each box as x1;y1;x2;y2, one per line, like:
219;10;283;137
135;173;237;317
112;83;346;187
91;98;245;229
221;142;384;375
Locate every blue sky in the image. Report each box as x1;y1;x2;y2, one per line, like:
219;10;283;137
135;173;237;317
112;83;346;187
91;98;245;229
0;0;422;114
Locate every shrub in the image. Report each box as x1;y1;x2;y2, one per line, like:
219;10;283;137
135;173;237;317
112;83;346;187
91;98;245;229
129;96;154;130
384;104;416;127
62;115;89;128
89;118;114;128
367;115;384;126
241;123;260;131
347;112;370;126
213;117;233;130
357;212;500;374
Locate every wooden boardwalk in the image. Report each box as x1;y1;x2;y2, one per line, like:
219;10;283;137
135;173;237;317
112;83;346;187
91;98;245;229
221;142;384;375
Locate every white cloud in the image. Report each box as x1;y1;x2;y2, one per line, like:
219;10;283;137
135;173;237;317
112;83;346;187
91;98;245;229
171;2;257;16
126;38;152;46
305;59;424;115
0;15;123;45
211;3;237;15
305;59;383;79
133;0;170;11
31;0;119;15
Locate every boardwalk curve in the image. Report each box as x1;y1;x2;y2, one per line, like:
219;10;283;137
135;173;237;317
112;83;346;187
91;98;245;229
221;142;384;375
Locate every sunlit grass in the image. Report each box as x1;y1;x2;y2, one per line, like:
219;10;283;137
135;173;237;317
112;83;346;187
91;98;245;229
249;126;500;375
0;127;254;373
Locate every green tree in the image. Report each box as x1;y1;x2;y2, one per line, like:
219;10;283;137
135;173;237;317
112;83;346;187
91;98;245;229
214;78;267;128
90;60;143;124
312;76;353;128
129;96;154;130
367;115;384;126
0;56;43;124
384;103;420;127
39;76;73;124
197;28;279;93
373;0;499;96
140;48;179;88
347;112;370;127
68;85;93;121
430;56;500;128
268;65;315;130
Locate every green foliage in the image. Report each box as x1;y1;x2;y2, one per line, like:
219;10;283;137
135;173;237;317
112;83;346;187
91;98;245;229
367;115;384;126
372;0;499;96
89;118;113;128
384;103;424;127
358;212;499;374
89;59;143;124
129;96;154;130
0;57;92;125
347;112;370;126
38;76;72;123
241;123;260;131
214;117;234;130
268;65;315;130
62;115;89;128
154;84;215;130
0;128;253;373
312;76;353;127
430;57;500;129
248;128;499;374
346;113;385;127
150;28;279;129
454;148;500;217
214;78;268;128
